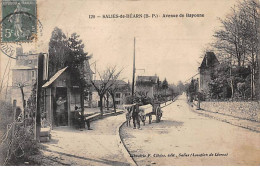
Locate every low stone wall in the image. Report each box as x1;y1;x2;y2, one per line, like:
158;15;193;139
200;101;260;122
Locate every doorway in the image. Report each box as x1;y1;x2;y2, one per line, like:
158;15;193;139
55;87;68;126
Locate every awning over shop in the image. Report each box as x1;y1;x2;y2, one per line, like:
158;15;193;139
42;66;68;88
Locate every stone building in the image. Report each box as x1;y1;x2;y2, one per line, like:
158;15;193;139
135;75;158;99
11;48;38;108
91;80;131;108
112;80;131;109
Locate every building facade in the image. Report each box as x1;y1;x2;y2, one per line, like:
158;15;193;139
42;59;94;127
91;80;131;108
135;75;158;99
198;52;219;94
11;48;38;108
42;67;83;127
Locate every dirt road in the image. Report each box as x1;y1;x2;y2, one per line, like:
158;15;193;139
40;113;131;166
120;94;260;166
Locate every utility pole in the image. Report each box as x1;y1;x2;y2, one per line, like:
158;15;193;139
35;53;44;141
131;37;136;97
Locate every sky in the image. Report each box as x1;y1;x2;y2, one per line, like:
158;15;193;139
0;0;239;86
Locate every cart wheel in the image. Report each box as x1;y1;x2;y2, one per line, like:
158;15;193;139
156;107;161;123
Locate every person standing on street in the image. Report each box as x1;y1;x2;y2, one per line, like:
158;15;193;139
56;97;66;126
132;103;141;129
74;106;84;130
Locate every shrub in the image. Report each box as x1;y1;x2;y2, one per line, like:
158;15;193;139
0;100;13;165
0;101;39;166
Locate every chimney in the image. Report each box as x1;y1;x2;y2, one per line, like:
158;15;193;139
16;47;23;57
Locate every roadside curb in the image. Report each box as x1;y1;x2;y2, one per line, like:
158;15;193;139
115;96;180;166
188;103;260;133
161;95;179;109
116;121;137;166
85;109;124;122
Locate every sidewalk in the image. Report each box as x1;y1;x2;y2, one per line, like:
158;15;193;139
189;103;260;133
29;111;132;166
161;96;179;108
84;109;124;123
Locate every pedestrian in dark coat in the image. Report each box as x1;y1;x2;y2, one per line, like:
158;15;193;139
74;106;84;130
132;103;141;129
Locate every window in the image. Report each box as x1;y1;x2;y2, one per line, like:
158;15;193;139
32;71;35;78
115;101;120;105
115;93;121;98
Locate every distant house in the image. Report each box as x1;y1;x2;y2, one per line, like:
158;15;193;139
198;52;219;94
11;48;38;108
135;75;158;99
91;80;131;108
114;80;131;107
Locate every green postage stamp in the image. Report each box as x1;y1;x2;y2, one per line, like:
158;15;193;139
1;0;37;42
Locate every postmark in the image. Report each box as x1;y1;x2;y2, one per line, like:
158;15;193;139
0;0;43;59
1;0;37;43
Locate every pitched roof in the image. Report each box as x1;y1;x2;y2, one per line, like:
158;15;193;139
114;80;128;85
42;67;68;88
199;52;219;69
91;80;130;92
136;76;158;83
93;80;127;86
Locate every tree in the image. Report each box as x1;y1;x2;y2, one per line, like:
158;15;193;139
67;33;91;114
208;62;251;99
48;27;69;77
136;85;150;98
162;78;168;89
108;79;128;113
177;81;185;94
168;85;175;100
168;83;179;98
212;0;260;99
237;82;246;99
48;28;91;114
104;92;110;110
187;79;198;102
27;83;37;118
90;66;122;116
156;77;161;96
162;78;169;101
107;85;118;113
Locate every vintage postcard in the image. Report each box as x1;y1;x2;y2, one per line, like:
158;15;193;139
0;0;259;166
